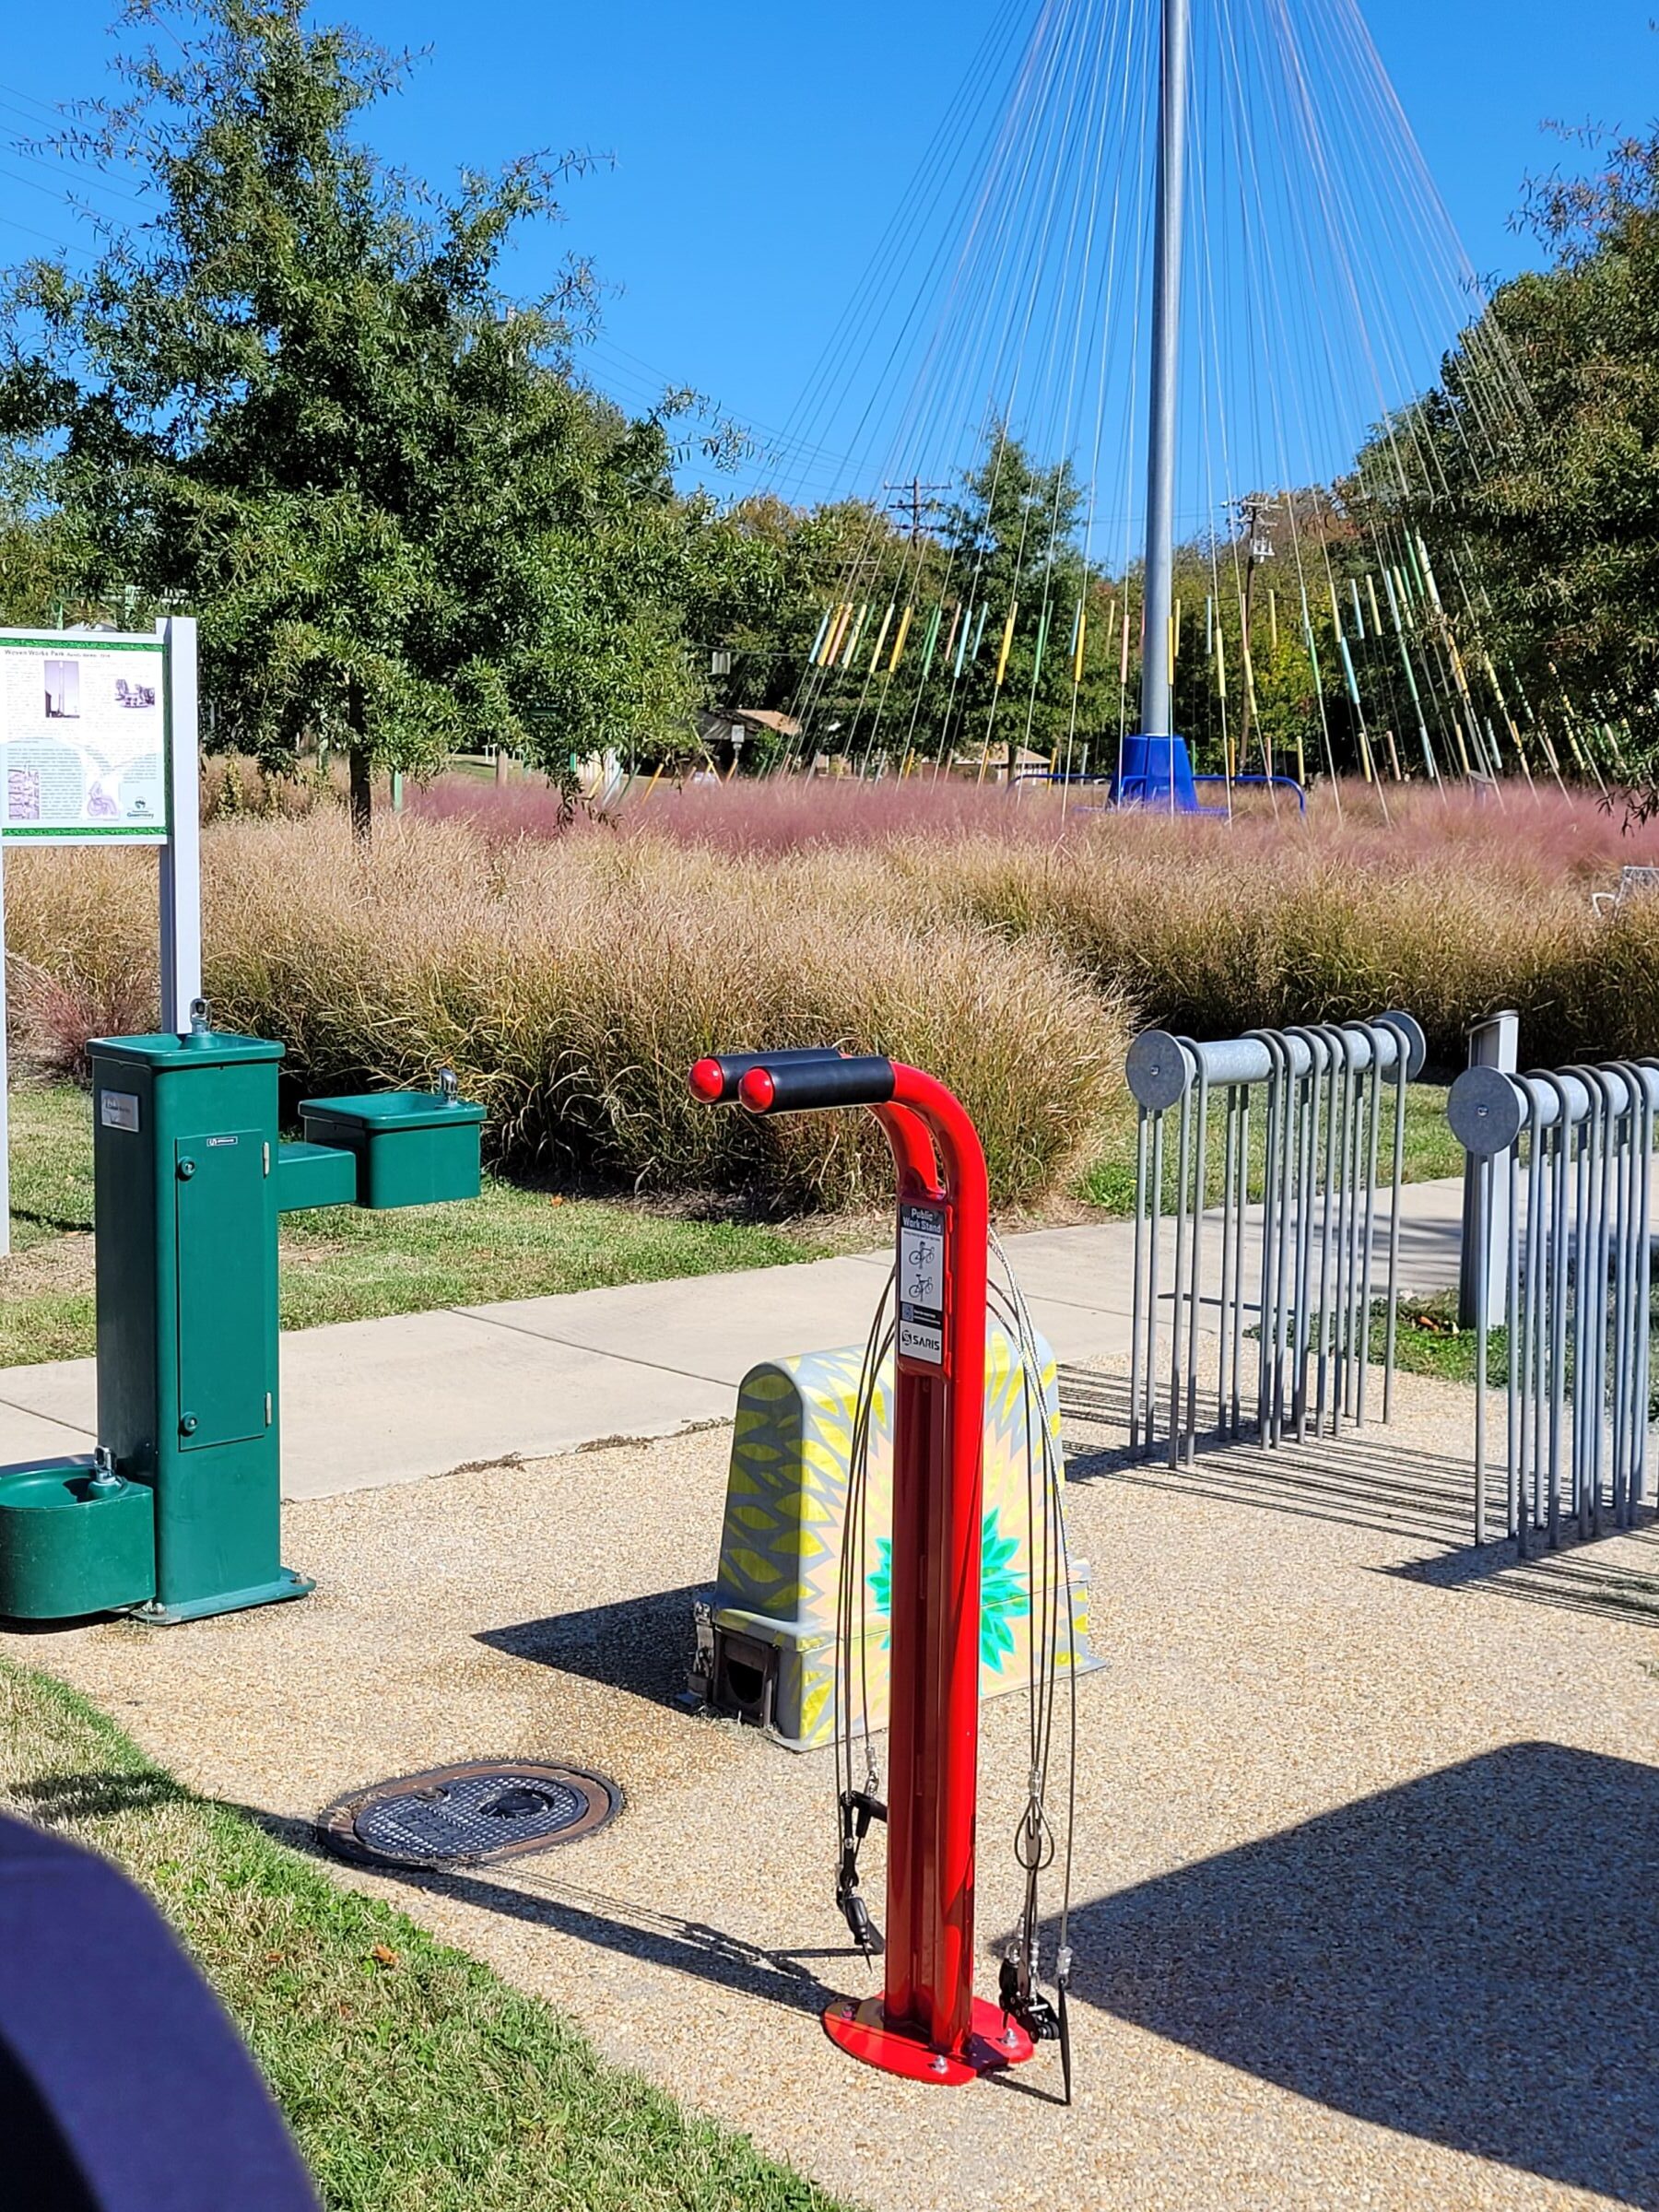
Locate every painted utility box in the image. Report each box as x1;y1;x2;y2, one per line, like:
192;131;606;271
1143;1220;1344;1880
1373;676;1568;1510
696;1321;1103;1749
0;1013;484;1626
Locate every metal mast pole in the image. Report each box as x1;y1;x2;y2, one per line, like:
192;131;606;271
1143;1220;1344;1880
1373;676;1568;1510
1140;0;1192;749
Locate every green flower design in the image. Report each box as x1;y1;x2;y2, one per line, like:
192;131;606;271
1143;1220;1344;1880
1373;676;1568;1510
868;1508;1030;1673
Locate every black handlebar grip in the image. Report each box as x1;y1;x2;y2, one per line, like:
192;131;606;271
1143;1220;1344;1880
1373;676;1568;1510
740;1054;896;1114
688;1047;843;1105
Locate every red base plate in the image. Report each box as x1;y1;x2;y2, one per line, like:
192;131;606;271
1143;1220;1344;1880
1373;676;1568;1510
821;1993;1035;2085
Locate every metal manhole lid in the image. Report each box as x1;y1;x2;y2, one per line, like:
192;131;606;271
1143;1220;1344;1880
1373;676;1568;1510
315;1758;622;1870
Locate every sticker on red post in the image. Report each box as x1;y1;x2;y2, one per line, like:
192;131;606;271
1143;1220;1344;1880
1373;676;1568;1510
897;1203;947;1365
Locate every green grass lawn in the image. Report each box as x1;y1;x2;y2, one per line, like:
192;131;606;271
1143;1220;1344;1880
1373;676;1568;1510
1079;1080;1462;1214
0;1077;1471;1369
0;1085;818;1368
0;1656;849;2212
1371;1291;1487;1386
1378;1288;1659;1421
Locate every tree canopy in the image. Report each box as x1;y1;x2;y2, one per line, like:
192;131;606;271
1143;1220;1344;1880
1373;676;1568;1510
0;0;773;818
1365;126;1659;780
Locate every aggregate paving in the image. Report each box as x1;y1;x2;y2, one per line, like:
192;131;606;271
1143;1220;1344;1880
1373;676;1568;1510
5;1361;1658;2212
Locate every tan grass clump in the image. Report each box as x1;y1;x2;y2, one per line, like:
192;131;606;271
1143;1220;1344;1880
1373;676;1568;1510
5;816;1123;1211
899;813;1639;1066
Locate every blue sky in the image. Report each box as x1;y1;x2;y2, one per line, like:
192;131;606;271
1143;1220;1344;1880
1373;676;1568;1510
1;0;1653;510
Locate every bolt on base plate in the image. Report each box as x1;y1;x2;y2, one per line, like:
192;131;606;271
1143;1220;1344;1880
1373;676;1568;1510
822;1993;1035;2086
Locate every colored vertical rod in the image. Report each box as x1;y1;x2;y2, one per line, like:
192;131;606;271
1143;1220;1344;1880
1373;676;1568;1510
994;603;1018;687
917;603;945;685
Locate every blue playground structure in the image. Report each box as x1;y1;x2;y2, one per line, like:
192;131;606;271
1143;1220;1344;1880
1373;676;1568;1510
1020;735;1306;815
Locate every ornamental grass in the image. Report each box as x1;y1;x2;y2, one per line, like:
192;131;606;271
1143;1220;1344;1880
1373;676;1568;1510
5;813;1121;1212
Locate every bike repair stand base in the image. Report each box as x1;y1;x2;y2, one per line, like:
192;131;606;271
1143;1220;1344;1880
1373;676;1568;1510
822;1994;1035;2087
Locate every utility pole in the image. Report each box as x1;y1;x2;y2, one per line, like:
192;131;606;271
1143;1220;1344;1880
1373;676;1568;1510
1236;493;1276;778
884;477;951;544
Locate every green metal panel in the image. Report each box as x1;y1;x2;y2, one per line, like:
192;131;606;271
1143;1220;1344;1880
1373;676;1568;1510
0;1464;154;1619
175;1130;269;1451
89;1030;291;1620
275;1140;358;1213
300;1092;484;1208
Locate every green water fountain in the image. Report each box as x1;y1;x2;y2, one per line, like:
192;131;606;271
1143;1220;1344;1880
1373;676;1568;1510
0;1002;483;1625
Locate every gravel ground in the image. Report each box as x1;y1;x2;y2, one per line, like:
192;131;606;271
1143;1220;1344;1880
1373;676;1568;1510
5;1362;1658;2212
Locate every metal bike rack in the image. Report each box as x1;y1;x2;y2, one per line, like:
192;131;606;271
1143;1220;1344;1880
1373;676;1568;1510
1449;1058;1657;1555
1125;1011;1427;1465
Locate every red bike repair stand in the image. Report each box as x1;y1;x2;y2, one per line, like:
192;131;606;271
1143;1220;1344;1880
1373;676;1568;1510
689;1048;1035;2088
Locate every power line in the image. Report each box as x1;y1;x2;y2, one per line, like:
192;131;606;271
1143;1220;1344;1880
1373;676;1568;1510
0;79;62;124
0;207;90;260
0;137;153;210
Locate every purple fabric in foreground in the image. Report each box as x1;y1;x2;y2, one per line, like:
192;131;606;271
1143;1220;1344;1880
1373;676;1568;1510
0;1809;319;2210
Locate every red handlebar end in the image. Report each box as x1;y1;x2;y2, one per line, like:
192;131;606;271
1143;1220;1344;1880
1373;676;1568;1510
688;1058;725;1103
738;1066;777;1112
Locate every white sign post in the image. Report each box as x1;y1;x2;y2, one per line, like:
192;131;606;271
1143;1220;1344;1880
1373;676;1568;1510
0;616;202;1257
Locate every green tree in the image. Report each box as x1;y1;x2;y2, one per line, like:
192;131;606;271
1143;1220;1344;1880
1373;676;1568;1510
1357;124;1659;782
941;429;1090;776
0;0;761;827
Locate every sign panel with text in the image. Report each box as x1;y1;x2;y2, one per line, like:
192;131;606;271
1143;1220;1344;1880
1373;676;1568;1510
1;635;170;842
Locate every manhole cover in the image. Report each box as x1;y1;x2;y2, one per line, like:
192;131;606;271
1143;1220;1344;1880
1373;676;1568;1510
315;1759;622;1870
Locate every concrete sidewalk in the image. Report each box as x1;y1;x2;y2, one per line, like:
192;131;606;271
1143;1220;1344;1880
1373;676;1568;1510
0;1177;1468;1500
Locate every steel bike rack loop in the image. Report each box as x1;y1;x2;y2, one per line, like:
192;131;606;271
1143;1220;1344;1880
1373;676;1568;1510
1125;1010;1426;1465
689;1047;1033;2087
1449;1055;1659;1553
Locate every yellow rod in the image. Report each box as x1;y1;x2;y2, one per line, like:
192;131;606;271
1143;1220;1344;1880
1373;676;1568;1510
888;603;914;672
867;602;896;673
1072;602;1088;687
994;601;1018;688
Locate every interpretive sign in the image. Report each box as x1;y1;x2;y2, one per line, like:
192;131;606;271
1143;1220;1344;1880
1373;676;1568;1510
1;633;170;842
0;619;200;1257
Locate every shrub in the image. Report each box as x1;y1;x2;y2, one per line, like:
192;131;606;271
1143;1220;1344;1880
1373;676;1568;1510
893;795;1652;1068
199;753;336;822
4;816;1123;1212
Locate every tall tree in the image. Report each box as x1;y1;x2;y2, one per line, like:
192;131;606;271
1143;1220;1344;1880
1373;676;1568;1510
1360;124;1659;782
0;0;757;826
941;429;1090;776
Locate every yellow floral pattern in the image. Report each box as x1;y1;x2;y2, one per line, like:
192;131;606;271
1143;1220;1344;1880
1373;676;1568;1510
711;1323;1102;1749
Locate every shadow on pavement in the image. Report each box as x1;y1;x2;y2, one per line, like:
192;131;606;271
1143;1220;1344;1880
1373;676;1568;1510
1049;1741;1659;2207
477;1585;707;1710
1061;1364;1476;1544
1063;1367;1659;1624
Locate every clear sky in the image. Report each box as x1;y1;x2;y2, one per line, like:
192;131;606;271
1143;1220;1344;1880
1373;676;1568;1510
1;0;1653;503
